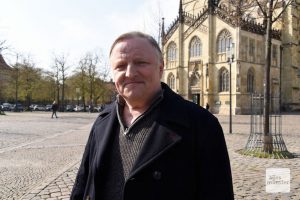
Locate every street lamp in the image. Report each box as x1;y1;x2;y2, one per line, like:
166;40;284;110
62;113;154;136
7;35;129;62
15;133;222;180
279;45;283;113
227;43;235;134
13;65;19;112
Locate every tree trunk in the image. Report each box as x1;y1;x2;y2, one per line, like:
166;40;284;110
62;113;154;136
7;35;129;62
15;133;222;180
263;0;274;153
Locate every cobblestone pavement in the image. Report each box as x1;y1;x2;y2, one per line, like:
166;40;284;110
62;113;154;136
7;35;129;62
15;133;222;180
0;112;97;200
1;112;300;199
220;114;300;200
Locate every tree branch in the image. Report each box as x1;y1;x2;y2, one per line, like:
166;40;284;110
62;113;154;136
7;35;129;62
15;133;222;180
255;0;268;17
272;0;293;23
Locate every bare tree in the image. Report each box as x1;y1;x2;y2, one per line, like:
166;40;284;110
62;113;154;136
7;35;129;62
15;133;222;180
42;70;57;103
18;56;39;109
84;52;99;109
52;61;60;107
0;40;8;53
77;57;88;111
53;53;69;111
73;50;112;110
141;0;163;44
253;0;293;152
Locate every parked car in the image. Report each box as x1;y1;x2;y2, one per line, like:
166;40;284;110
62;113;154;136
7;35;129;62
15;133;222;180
74;105;84;112
1;103;12;111
29;104;38;111
65;105;75;112
45;104;52;111
11;103;24;112
33;105;46;111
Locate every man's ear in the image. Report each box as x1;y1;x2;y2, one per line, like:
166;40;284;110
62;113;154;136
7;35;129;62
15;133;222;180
159;61;164;76
159;58;164;71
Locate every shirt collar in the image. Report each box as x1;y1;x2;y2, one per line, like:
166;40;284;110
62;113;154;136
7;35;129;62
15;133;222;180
116;89;164;131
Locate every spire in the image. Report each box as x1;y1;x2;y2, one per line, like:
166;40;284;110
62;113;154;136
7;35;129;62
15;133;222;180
161;17;165;42
179;0;184;23
208;0;217;14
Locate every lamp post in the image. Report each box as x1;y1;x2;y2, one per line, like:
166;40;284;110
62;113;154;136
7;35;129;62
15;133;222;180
227;43;235;134
279;45;283;113
14;65;19;112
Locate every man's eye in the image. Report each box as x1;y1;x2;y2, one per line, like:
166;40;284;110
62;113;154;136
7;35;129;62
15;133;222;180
136;61;148;65
115;64;126;69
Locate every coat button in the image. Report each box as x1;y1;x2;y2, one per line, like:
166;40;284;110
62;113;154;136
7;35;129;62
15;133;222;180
152;170;162;180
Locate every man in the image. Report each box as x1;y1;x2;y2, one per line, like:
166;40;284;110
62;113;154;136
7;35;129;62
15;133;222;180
71;31;233;200
206;103;210;111
51;101;58;118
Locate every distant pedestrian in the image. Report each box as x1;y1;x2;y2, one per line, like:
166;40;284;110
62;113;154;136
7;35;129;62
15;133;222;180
51;101;58;118
206;103;210;111
88;104;93;113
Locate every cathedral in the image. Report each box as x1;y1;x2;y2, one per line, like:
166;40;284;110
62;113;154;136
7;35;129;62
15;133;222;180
161;0;300;114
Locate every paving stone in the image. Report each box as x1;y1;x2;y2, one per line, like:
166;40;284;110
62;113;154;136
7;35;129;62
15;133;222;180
50;192;62;197
1;112;300;199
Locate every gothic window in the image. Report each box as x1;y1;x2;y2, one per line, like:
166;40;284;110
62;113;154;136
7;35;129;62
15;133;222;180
189;36;202;58
167;73;175;90
240;36;248;60
249;39;255;57
256;40;263;63
247;69;255;93
272;44;278;66
167;42;177;62
219;68;229;92
217;30;232;54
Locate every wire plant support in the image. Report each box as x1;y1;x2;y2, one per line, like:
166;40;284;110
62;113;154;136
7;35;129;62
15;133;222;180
239;93;294;159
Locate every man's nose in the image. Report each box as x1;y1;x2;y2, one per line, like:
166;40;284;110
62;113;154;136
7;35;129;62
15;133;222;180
125;63;136;77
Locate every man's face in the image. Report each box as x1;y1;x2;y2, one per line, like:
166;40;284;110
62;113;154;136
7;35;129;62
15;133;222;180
110;37;163;106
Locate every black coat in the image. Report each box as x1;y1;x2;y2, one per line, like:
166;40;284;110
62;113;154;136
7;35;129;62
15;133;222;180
71;83;234;200
52;103;58;111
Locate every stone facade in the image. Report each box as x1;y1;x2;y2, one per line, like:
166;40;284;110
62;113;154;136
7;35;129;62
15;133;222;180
0;54;11;102
0;54;11;80
161;0;300;114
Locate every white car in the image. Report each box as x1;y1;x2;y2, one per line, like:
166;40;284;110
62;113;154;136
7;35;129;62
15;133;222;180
33;105;46;111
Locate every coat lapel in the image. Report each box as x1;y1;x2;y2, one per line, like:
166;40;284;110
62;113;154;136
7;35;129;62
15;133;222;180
128;122;182;178
94;105;118;166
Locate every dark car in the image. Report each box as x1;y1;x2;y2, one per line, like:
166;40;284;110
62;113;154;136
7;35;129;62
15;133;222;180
65;105;75;112
11;103;24;112
45;104;52;111
1;103;12;111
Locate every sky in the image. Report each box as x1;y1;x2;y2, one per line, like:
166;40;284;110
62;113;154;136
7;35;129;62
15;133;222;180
0;0;179;71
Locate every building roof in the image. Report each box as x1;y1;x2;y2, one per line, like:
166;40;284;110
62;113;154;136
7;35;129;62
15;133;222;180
0;54;11;70
163;2;281;44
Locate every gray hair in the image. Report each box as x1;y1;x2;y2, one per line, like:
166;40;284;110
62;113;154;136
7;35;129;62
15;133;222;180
109;31;163;63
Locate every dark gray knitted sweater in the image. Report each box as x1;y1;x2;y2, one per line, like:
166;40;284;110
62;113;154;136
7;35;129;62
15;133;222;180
99;92;163;200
